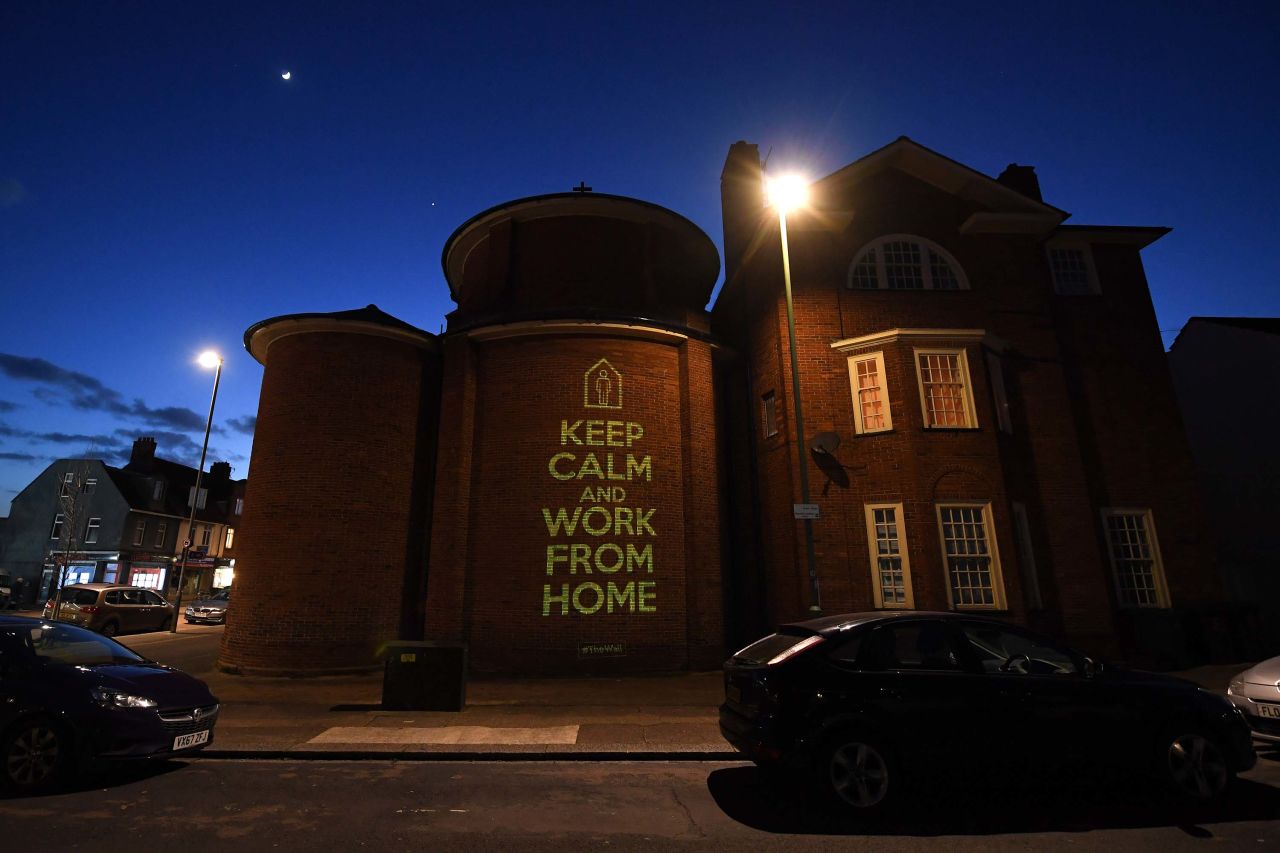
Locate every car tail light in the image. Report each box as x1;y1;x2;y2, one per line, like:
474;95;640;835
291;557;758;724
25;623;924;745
79;605;100;613
766;634;825;666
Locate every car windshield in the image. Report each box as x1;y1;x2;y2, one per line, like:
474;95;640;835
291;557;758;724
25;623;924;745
211;590;229;601
24;622;144;666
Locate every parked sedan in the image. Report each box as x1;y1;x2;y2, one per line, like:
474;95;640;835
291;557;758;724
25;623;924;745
0;615;219;792
1227;657;1280;744
721;611;1255;816
184;589;230;624
43;584;175;636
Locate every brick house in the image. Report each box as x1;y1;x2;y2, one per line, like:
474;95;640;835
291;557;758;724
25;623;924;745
221;138;1226;675
715;137;1223;666
1168;317;1280;653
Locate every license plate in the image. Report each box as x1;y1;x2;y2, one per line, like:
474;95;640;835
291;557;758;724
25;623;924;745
1258;703;1280;720
173;730;210;750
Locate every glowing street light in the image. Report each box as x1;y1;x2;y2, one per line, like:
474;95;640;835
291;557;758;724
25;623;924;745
766;173;822;613
172;350;223;632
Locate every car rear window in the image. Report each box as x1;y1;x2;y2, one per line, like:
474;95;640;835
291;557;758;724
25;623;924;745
67;589;99;605
733;631;824;665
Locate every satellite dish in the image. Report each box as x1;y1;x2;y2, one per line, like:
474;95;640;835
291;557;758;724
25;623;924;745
810;431;841;455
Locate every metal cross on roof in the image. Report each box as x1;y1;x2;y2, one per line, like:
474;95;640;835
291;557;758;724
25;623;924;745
572;181;592;193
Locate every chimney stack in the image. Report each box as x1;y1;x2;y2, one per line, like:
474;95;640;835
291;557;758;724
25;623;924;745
996;163;1043;202
130;436;157;471
209;461;232;481
720;141;764;286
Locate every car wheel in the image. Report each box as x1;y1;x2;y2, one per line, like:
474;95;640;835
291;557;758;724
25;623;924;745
2;718;70;793
99;620;119;638
1162;731;1231;801
818;732;898;815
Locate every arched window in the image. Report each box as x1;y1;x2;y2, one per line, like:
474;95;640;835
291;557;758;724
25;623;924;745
847;235;968;291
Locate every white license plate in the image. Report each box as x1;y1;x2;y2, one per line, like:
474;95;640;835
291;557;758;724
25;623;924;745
1258;703;1280;720
173;730;210;750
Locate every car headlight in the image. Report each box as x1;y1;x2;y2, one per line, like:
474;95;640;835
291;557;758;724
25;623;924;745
185;607;195;614
91;688;157;710
1227;679;1244;696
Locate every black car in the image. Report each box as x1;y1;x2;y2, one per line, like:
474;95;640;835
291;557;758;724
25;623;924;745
0;615;219;792
720;611;1255;815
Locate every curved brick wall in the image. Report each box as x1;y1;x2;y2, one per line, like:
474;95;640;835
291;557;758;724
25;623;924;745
424;328;724;674
219;326;439;675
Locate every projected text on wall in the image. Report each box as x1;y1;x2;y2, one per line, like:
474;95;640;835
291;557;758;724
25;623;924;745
541;359;657;616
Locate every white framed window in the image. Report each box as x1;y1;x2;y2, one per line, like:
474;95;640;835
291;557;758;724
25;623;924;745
847;235;968;291
936;503;1006;609
865;503;913;608
84;517;101;544
225;527;235;549
761;391;779;438
199;525;212;547
986;351;1012;434
153;480;165;501
50;514;64;539
914;348;978;429
85;478;97;492
1010;502;1043;610
1047;245;1099;295
234;497;243;515
133;519;146;546
154;521;167;548
188;486;207;509
1101;508;1170;608
848;352;892;434
60;472;74;497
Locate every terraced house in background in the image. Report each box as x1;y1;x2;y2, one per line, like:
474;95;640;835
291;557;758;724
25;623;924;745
219;137;1235;677
0;436;245;604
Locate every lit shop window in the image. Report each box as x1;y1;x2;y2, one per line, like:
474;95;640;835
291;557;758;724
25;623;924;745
915;349;977;428
1102;509;1169;608
848;352;892;434
865;503;912;608
847;236;967;291
225;527;235;549
936;503;1006;609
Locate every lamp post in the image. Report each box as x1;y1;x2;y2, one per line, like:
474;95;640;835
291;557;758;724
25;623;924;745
767;174;822;613
171;350;223;632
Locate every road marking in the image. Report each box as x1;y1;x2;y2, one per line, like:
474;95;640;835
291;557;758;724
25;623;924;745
307;725;580;745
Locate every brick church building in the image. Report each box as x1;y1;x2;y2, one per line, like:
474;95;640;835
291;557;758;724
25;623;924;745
218;137;1223;676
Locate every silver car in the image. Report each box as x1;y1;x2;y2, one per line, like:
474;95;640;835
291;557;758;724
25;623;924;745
184;589;230;624
1228;657;1280;743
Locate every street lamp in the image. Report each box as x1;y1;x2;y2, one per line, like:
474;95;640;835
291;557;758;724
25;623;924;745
766;173;822;613
172;349;223;632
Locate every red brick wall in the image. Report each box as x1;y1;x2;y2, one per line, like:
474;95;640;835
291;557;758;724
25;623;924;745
219;330;439;674
715;166;1214;659
424;330;724;673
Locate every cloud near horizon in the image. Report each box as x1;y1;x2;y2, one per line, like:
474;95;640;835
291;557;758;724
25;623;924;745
0;353;212;433
226;414;256;435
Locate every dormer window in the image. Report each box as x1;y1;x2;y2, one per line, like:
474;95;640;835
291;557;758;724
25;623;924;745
847;236;968;291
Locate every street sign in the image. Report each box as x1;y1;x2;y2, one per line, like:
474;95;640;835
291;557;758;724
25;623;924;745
793;503;820;520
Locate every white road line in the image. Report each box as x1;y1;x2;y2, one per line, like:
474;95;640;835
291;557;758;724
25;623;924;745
307;725;580;745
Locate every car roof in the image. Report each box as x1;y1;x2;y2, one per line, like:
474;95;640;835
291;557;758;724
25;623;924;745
0;614;46;627
783;610;1011;636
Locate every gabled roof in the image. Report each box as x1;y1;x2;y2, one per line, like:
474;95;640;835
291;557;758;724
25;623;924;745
812;136;1069;220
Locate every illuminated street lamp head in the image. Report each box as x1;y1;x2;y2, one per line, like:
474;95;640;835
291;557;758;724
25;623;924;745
766;173;810;214
197;350;223;369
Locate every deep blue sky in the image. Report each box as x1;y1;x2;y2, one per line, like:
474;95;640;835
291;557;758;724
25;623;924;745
1;1;1277;503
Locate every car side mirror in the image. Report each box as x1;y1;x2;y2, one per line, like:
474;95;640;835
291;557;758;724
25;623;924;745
1083;657;1101;678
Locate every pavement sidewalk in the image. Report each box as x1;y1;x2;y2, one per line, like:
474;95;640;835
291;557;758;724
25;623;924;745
200;665;736;759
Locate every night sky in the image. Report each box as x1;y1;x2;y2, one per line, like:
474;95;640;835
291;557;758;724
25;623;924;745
1;1;1277;502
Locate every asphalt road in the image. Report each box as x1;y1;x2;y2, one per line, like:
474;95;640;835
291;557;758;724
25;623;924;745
4;757;1280;852
112;623;224;676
